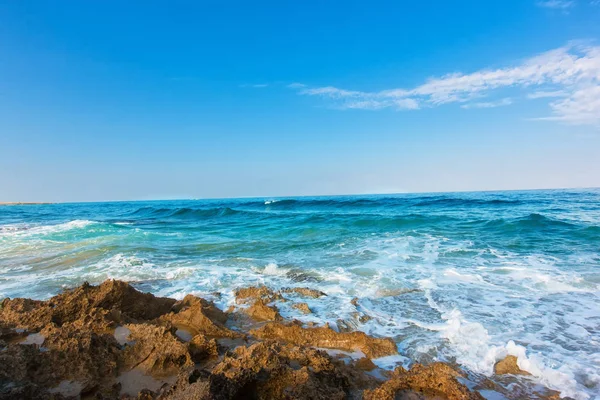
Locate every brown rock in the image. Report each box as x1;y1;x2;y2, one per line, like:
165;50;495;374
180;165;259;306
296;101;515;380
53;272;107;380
120;324;193;377
189;334;218;362
0;280;512;400
250;322;398;358
0;280;176;331
162;295;239;338
245;299;283;322
205;341;373;400
0;321;121;397
292;302;312;314
355;357;377;371
494;355;531;376
234;286;282;304
364;363;485;400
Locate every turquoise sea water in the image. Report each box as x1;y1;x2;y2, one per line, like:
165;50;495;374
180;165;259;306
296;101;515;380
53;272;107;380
1;189;599;399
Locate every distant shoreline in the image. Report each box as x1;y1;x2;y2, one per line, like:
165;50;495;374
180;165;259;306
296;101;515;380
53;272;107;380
0;202;53;206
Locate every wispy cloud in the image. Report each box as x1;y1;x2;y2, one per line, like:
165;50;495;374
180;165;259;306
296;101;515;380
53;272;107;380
461;98;513;109
240;83;269;88
289;43;600;125
527;90;568;99
537;0;575;9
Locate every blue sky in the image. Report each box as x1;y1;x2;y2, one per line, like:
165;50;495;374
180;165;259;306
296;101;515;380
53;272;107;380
1;0;600;202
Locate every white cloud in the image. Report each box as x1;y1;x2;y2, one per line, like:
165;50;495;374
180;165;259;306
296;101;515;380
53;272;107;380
527;90;568;98
461;98;513;109
240;83;269;88
286;83;307;89
537;0;574;9
290;43;600;125
543;86;600;124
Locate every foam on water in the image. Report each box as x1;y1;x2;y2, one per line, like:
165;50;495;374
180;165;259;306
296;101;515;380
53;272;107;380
1;190;599;399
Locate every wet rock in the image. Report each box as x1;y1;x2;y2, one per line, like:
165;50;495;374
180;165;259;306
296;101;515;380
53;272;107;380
250;322;398;358
363;363;484;400
0;280;493;400
234;286;283;304
375;288;421;297
494;355;531;376
292;302;312;314
281;287;326;298
336;318;360;333
355;357;377;371
245;299;283;321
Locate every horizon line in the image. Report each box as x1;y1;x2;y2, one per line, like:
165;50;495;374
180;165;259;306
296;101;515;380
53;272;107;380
2;186;598;206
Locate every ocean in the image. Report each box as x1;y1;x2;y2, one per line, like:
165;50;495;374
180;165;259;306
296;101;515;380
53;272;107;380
1;189;599;399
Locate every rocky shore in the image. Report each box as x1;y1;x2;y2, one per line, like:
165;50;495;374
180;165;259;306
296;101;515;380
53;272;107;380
0;280;559;399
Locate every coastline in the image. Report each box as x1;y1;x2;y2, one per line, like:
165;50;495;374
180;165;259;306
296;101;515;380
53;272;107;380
0;202;52;206
0;280;560;400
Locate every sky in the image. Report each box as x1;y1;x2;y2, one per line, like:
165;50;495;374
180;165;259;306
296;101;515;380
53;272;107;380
1;0;600;202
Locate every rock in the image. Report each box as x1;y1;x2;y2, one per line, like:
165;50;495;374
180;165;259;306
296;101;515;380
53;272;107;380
250;322;398;358
0;280;493;400
281;287;327;298
234;286;282;304
494;355;531;375
292;302;312;314
120;324;193;377
355;357;377;371
245;299;282;321
363;363;485;400
189;334;219;362
0;280;176;331
0;321;121;397
179;340;375;400
161;295;239;338
375;288;421;297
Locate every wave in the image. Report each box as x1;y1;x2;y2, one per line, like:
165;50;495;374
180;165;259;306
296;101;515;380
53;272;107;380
128;206;253;220
484;213;579;230
260;198;385;207
414;197;522;207
253;196;525;210
0;220;97;238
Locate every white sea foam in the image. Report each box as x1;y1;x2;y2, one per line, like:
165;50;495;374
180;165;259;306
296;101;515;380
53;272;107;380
1;210;599;399
261;262;287;276
442;268;488;285
0;220;96;238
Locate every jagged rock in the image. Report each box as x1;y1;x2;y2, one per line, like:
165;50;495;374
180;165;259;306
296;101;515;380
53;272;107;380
245;299;283;321
161;295;239;338
234;286;283;304
250;322;398;358
0;280;490;400
120;324;193;377
494;355;531;376
0;280;176;331
292;302;312;314
355;357;377;371
189;334;219;362
363;363;485;400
